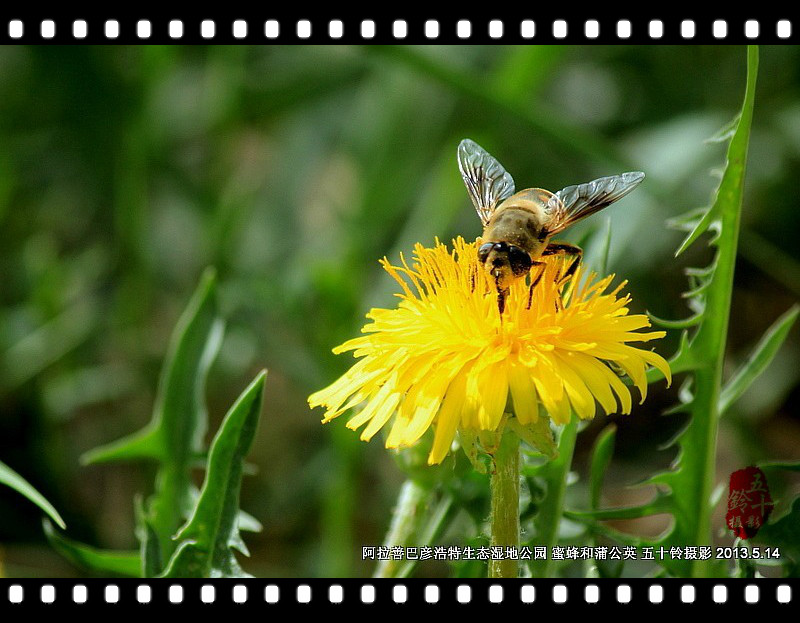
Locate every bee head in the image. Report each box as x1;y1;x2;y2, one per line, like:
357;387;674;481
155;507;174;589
478;242;533;284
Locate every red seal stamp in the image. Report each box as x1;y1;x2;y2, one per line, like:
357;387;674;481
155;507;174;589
726;466;774;539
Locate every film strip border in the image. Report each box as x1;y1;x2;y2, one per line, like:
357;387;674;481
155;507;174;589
1;579;796;608
0;17;794;44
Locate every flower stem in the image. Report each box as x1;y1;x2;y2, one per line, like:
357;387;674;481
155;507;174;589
489;428;520;578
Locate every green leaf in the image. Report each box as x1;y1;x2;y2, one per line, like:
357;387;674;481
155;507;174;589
759;460;800;472
43;520;140;577
667;206;710;231
160;370;267;578
754;497;800;576
705;114;741;144
80;427;163;464
457;430;491;475
237;510;263;533
0;459;66;529
134;495;162;578
566;493;671;522
648;310;704;330
507;416;557;459
82;268;225;573
646;330;700;386
393;492;454;578
373;479;456;579
527;419;578;578
645;46;759;578
82;267;223;466
589;425;616;510
564;512;647;547
674;206;717;257
373;479;429;578
719;305;799;415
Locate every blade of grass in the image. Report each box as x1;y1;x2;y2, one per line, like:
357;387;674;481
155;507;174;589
589;425;617;511
0;460;66;529
527;419;578;578
43;519;140;577
0;299;98;390
719;305;799;415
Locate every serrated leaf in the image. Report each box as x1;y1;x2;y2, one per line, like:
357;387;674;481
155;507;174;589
648;310;704;330
589;425;616;510
705;114;742;144
0;459;66;529
80;427;163;465
566;494;670;522
646;330;699;386
674;207;717;257
43;519;140;577
754;497;800;576
667;206;708;232
645;45;759;578
563;510;648;547
685;261;718;279
160;370;267;578
719;305;799;415
82;268;225;573
237;510;263;533
681;277;714;300
183;485;262;533
82;267;223;466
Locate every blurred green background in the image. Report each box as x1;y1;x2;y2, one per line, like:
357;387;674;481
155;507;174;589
0;44;798;578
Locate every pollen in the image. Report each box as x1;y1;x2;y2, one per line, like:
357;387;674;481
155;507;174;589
308;237;671;465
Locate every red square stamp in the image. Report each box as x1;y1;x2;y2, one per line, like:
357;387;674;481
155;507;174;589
726;466;774;539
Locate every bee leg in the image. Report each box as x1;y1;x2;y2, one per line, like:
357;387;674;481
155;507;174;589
542;242;583;286
493;273;509;315
526;261;546;310
497;287;508;315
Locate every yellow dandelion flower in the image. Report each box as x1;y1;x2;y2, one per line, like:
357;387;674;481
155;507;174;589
309;237;671;465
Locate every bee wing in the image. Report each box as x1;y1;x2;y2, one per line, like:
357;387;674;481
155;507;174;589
545;171;645;235
458;139;515;226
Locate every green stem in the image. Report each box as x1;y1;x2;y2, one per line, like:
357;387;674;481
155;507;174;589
373;479;427;578
489;429;520;579
530;418;578;578
677;45;757;579
394;491;455;579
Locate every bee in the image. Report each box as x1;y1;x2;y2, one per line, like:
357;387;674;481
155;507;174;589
458;138;645;313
